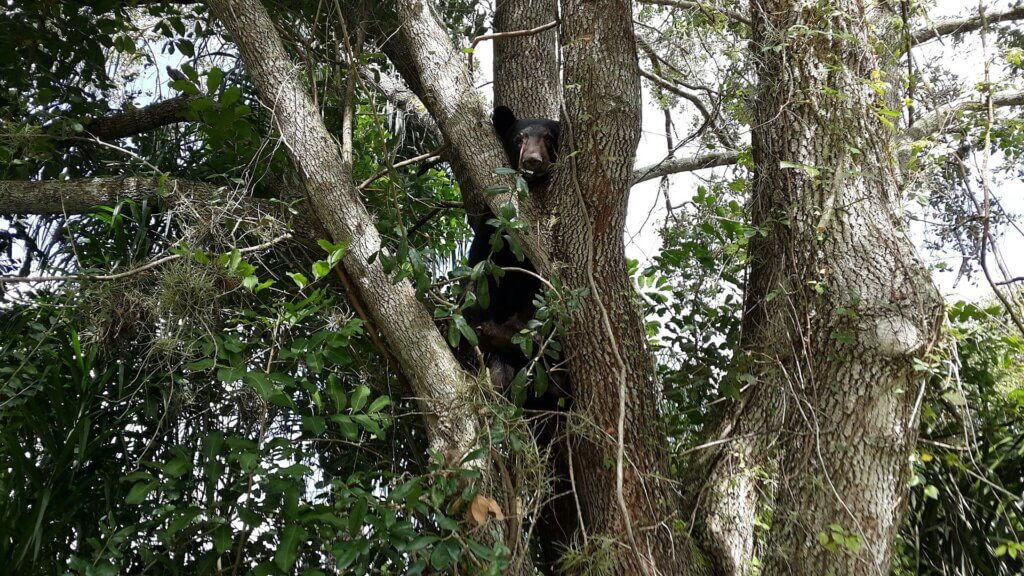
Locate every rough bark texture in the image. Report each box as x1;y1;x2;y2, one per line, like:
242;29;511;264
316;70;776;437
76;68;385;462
0;177;212;215
493;0;561;119
85;94;201;140
686;387;775;576
554;1;702;573
207;0;478;457
742;1;944;574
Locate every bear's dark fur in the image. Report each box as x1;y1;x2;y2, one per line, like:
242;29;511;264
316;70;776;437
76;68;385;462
462;106;561;393
460;106;575;572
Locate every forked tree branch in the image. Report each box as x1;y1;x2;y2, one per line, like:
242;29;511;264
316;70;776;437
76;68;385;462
207;0;478;457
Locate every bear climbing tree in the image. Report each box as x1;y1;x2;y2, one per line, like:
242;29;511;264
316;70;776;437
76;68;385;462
463;106;561;394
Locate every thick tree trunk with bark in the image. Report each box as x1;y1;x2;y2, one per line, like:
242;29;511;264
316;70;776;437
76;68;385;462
552;1;702;573
739;1;944;574
206;0;478;458
493;0;560;119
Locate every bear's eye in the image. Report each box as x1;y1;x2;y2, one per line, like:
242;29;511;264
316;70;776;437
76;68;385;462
514;135;525;145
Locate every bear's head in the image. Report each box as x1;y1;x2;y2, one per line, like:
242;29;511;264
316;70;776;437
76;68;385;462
492;106;560;183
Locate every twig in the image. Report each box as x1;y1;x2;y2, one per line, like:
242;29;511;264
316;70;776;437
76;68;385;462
357;145;446;190
976;7;1024;337
466;20;560;72
638;0;751;27
674;433;759;458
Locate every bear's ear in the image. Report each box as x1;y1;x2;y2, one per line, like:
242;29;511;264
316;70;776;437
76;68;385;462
492;106;517;135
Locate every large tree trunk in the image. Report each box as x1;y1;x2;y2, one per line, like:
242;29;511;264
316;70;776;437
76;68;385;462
738;0;944;574
493;0;560;119
552;1;702;573
378;0;704;572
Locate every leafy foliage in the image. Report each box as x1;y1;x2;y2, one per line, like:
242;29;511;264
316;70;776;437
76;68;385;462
897;301;1024;576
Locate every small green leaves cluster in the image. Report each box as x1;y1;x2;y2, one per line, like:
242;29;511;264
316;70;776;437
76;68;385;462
816;523;863;555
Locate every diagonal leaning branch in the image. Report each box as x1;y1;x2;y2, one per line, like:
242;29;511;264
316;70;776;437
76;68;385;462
206;0;478;457
380;0;551;273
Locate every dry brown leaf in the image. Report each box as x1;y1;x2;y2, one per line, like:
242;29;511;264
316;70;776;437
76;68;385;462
468;494;504;526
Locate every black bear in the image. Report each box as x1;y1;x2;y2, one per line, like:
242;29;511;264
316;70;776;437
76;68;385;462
464;106;575;570
463;105;560;393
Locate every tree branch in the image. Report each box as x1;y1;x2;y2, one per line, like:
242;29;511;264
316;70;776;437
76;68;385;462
638;0;751;27
85;94;202;140
0;177;215;215
627;89;1024;184
640;69;714;125
383;0;549;270
912;5;1024;46
208;0;478;457
632;150;740;184
466;19;559;72
905;89;1024;141
0;233;291;284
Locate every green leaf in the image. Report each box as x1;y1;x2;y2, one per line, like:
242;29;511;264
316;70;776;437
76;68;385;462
245;371;274;399
213;525;233;554
406;535;439;552
221;86;242;107
350;385;370;412
169;79;199;95
216;366;245;383
312;260;331;280
454;315;478;347
333;542;360;570
306;352;324;374
367;395;391;414
331;415;358;439
274;525;308;572
327;378;347;411
184;358;215;371
206;67;223;94
475;276;490;310
163;455;191;478
348;498;367;535
302;415;326;435
125;481;155;505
